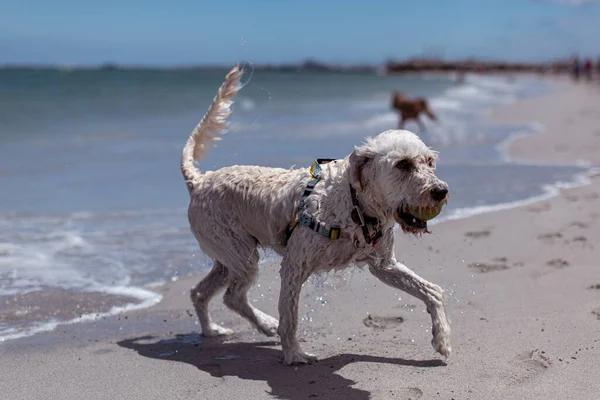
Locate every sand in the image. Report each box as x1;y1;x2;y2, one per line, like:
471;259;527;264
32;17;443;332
2;77;600;400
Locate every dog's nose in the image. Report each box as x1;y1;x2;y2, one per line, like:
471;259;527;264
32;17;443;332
430;185;448;202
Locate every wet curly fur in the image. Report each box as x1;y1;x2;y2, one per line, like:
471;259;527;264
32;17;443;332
182;66;451;365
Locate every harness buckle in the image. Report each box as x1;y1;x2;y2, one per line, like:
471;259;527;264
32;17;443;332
329;227;341;240
351;206;365;227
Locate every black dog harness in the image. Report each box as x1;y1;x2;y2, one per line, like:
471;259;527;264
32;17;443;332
287;158;383;247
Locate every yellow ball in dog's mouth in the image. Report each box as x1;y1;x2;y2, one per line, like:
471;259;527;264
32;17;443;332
407;204;444;221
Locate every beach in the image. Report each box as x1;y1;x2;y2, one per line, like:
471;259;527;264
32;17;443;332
3;69;581;342
2;75;600;399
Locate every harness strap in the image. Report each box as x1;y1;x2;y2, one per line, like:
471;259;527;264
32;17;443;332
288;159;339;240
287;158;383;247
349;185;383;246
297;210;341;240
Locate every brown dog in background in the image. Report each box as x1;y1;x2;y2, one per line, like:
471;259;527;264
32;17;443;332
391;91;438;132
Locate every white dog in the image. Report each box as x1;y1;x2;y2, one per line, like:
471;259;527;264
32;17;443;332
181;66;451;365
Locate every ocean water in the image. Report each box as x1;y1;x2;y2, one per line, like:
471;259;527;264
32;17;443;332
0;67;589;341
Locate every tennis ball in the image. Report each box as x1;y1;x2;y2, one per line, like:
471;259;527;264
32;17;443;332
409;204;443;221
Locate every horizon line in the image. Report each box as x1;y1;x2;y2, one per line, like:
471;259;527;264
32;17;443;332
0;56;574;71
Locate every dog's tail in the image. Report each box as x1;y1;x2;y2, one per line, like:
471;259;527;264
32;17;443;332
181;65;244;192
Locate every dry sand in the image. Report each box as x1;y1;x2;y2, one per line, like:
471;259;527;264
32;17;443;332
2;78;600;400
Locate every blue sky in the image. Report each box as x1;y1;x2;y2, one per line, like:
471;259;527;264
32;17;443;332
1;0;599;66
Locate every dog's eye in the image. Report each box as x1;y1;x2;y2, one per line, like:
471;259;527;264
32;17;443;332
427;158;435;168
396;159;413;171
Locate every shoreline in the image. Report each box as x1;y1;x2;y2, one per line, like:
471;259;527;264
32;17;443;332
432;75;598;223
0;287;162;343
1;74;596;344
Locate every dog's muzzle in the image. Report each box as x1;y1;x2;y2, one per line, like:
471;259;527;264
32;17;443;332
395;205;429;230
394;197;448;233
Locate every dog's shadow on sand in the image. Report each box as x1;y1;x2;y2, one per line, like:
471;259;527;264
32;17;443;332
118;333;444;400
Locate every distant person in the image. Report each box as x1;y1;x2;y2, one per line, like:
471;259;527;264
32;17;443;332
391;91;438;132
583;58;593;81
572;56;581;81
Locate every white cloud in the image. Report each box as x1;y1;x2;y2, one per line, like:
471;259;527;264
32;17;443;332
545;0;598;5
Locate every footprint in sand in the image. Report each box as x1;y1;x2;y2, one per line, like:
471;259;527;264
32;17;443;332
565;195;579;202
363;314;404;329
588;284;600;290
518;349;552;371
371;387;423;399
546;258;570;269
465;230;491;239
563;235;589;246
538;232;562;241
469;262;509;273
509;350;552;384
592;307;600;320
570;221;589;229
527;204;551;213
494;257;524;268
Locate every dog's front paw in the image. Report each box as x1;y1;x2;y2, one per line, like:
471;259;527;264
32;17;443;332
431;327;451;359
202;324;234;337
283;349;318;365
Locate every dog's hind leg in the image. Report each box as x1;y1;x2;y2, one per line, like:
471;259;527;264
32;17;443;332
222;247;279;337
190;261;233;337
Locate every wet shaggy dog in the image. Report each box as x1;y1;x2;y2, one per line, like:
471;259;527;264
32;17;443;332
391;90;438;132
181;66;451;365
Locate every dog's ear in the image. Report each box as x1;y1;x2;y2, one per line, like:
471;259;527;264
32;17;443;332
349;150;371;191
